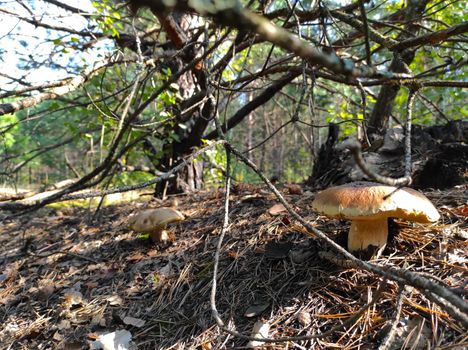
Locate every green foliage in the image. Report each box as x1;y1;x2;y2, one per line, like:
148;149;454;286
0;113;20;149
91;0;123;37
203;142;227;187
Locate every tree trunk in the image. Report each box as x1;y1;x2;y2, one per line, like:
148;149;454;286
368;0;429;138
151;11;209;196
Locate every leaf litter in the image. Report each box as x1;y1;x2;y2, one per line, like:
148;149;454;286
0;184;466;349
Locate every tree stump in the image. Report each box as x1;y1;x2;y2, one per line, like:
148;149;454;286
307;120;467;190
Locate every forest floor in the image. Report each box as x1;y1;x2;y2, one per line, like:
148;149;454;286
0;184;467;350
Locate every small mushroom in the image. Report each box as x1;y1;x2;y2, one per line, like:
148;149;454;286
312;181;440;253
128;207;184;243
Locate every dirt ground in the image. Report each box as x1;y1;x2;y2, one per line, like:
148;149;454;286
0;184;467;349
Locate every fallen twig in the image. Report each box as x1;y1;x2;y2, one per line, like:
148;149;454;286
378;284;406;350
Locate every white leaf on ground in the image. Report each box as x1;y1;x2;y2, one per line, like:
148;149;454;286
106;295;123;306
447;249;467;264
247;321;270;348
89;330;132;350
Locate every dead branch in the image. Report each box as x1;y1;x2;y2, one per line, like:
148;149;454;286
336;87;415;186
0;58;116;116
378;285;406;350
391;21;468;51
210;112;393;343
0;8;101;37
337;139;411;186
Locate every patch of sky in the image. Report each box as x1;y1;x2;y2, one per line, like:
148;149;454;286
0;0;114;89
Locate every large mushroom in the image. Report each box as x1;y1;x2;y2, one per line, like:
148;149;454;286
312;181;440;252
128;207;184;243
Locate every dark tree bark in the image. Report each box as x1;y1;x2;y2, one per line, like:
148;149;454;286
308;121;467;190
148;11;209;195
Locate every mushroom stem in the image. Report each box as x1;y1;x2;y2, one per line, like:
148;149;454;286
150;228;169;242
348;219;389;252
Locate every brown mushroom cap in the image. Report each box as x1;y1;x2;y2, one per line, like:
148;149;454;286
128;207;184;233
312;181;440;223
313;181;440;253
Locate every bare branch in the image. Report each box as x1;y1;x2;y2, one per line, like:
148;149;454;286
42;0;93;15
0;58;116;116
337;139;411;186
358;0;372;65
127;0;412;79
205;72;301;140
331;10;398;48
391;21;468;50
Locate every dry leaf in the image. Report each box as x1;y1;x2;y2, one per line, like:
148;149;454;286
53;331;63;341
62;290;83;309
281;216;291;225
228;251;240;259
454;205;468;216
38;283;55;300
106;295;123;306
84;281;99;290
244;303;269;318
247;321;270;348
91;315;107;327
287;184;303;195
447;250;467;264
297;311;311;326
268;203;286;216
58;320;71;330
123;316;146;328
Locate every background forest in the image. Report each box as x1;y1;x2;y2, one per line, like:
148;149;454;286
1;0;466;197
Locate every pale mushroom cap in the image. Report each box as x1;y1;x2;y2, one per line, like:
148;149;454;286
128;207;185;233
312;181;440;223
